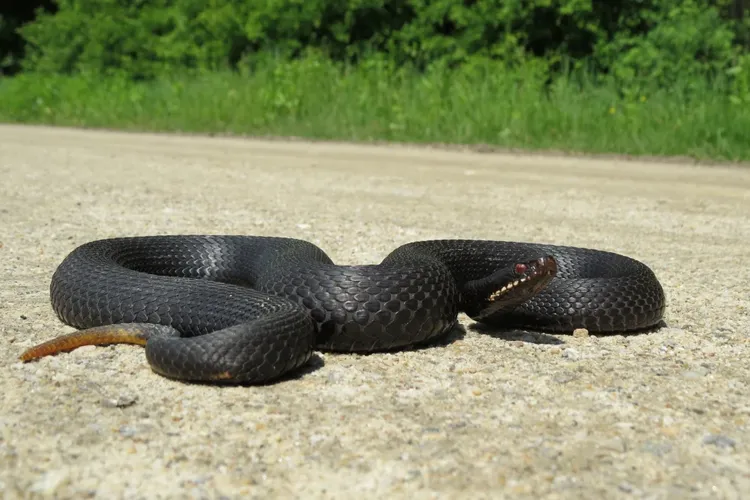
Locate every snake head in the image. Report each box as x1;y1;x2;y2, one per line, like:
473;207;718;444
464;255;558;320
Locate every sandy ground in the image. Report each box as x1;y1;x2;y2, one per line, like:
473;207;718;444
0;124;749;499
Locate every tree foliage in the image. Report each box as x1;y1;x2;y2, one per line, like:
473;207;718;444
7;0;750;88
0;0;56;75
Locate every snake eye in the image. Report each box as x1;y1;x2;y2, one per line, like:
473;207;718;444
514;263;527;275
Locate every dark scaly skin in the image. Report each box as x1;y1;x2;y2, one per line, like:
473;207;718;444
24;235;665;384
390;240;666;332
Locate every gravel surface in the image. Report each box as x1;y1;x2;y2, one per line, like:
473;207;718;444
1;124;749;499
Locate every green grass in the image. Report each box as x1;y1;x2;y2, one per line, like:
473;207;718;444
1;55;749;161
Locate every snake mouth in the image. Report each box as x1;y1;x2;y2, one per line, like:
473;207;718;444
487;256;558;304
469;255;558;320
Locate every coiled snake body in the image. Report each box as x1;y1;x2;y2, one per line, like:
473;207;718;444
21;236;666;384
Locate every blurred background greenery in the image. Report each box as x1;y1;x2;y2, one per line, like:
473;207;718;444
1;0;748;160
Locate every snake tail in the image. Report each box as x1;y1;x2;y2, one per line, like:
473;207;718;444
19;323;178;361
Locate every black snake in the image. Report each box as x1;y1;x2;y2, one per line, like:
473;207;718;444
20;235;666;384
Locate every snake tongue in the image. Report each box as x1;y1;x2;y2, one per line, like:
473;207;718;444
465;255;557;320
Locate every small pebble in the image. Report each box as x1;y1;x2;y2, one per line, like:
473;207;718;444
562;348;580;360
618;482;634;493
703;434;736;449
614;422;635;430
71;345;99;357
406;469;421;480
642;441;672;457
101;394;137;408
309;434;327;446
51;373;72;384
681;366;709;379
119;426;138;437
29;469;70;494
573;328;589;338
599;437;626;453
554;372;577;384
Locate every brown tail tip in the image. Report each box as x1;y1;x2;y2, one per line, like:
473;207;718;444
19;326;151;362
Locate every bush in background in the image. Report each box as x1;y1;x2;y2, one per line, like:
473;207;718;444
0;0;56;75
12;0;748;89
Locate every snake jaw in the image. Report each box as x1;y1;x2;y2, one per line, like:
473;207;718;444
469;255;557;320
487;256;557;303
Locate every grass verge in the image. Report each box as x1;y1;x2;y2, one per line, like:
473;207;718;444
1;56;749;161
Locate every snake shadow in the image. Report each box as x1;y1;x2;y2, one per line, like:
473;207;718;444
269;353;328;385
416;322;469;349
187;320;669;388
279;323;469;382
276;319;669;382
181;325;471;388
467;322;565;345
467;319;668;345
212;323;466;386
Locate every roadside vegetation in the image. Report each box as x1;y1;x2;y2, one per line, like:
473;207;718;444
1;0;749;161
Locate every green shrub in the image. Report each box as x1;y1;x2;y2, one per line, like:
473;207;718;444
2;55;749;160
596;0;739;93
16;0;748;87
728;52;750;104
20;0;252;78
0;1;56;75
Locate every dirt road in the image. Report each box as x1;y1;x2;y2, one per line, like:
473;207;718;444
1;124;748;499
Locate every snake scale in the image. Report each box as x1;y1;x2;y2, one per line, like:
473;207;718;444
20;235;666;384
